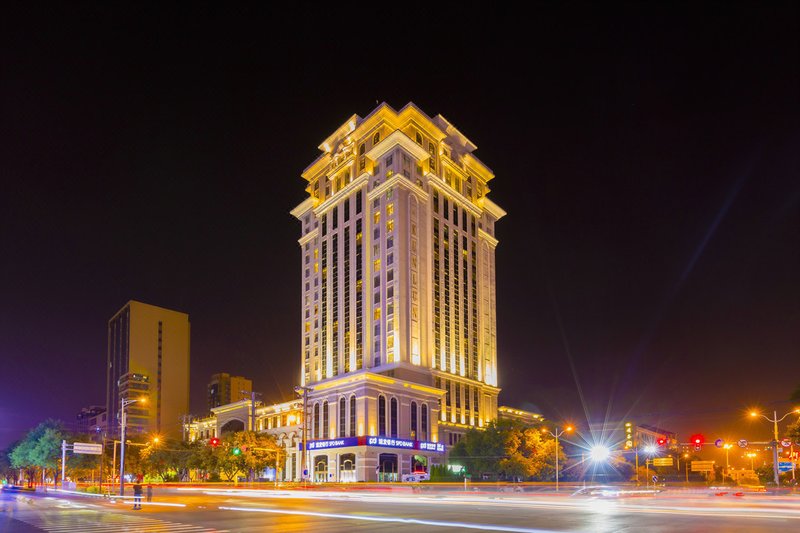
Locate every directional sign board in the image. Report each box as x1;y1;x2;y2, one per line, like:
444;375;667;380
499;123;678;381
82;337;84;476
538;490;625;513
653;458;673;467
691;460;715;472
778;461;794;473
73;442;103;455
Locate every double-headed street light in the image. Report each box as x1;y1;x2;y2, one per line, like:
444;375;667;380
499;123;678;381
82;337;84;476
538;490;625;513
294;385;313;483
541;425;573;491
119;397;145;496
749;408;800;486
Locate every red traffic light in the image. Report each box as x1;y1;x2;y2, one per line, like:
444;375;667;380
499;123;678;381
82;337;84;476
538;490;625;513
690;434;704;450
656;438;667;447
210;437;220;447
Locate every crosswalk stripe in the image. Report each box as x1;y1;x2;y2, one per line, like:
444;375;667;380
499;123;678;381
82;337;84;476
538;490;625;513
13;507;220;533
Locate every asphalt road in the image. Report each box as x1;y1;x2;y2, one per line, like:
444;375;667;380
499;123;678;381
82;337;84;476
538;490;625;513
2;486;800;532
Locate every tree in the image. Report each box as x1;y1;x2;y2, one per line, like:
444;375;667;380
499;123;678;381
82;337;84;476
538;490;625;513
450;419;566;481
9;420;67;487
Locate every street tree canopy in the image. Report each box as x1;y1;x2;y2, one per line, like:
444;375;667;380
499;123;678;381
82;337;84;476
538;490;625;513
450;419;566;480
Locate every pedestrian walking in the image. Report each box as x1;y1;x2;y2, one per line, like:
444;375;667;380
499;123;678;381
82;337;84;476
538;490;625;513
146;484;153;502
132;481;143;510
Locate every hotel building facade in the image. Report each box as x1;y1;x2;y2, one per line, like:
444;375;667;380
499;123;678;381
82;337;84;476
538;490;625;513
189;103;519;481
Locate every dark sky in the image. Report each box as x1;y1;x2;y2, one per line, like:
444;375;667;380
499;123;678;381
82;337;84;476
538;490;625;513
2;3;798;451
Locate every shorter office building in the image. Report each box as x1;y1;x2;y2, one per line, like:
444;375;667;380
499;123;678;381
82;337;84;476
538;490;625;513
76;406;108;438
208;373;253;411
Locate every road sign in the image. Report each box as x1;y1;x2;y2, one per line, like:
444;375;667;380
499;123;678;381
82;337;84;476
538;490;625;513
652;475;658;483
653;458;673;466
714;439;724;448
691;460;715;472
781;438;791;448
73;442;103;455
737;439;748;448
778;461;794;473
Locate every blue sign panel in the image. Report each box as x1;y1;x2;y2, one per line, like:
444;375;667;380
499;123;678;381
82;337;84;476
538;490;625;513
367;436;415;449
778;461;794;473
300;436;446;453
301;437;359;451
418;441;446;453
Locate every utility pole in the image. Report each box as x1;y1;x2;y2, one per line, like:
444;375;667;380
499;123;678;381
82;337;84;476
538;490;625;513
294;385;313;483
241;390;262;432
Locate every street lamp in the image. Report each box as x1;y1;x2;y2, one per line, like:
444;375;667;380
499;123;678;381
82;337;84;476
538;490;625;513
749;408;800;486
119;397;145;496
541;425;573;491
722;444;733;482
746;452;757;471
294;385;313;483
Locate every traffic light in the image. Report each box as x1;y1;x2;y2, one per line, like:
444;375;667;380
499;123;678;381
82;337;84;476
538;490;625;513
624;422;634;450
232;447;241;456
656;437;667;447
209;437;220;447
690;434;704;451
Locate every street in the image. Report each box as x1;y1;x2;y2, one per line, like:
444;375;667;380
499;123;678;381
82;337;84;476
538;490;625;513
2;485;800;532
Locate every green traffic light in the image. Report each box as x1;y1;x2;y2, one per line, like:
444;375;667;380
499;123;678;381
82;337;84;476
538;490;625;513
232;447;241;455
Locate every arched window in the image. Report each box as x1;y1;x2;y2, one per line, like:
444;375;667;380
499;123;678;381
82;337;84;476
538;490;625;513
378;395;386;436
421;404;428;441
323;401;329;439
339;397;346;438
390;397;398;438
313;403;320;440
373;131;380;145
350;395;356;437
410;401;418;439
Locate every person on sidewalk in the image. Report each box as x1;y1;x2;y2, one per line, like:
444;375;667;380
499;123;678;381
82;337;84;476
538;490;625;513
132;481;143;510
146;484;153;502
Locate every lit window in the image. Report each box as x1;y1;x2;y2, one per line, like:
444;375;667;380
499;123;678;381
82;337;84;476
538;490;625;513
314;262;318;273
387;335;394;349
387;203;394;216
387;220;394;233
373;259;380;271
374;212;380;224
374;308;381;320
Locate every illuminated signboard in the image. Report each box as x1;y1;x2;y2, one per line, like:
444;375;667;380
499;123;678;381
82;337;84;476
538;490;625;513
418;441;446;453
367;436;415;449
301;437;359;450
300;437;445;453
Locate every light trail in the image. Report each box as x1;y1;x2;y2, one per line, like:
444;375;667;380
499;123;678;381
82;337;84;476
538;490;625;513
218;505;556;532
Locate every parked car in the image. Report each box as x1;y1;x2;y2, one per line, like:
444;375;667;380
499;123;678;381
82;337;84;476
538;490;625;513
402;472;430;482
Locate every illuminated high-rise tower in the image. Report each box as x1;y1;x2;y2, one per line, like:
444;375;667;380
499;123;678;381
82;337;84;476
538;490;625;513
291;103;504;479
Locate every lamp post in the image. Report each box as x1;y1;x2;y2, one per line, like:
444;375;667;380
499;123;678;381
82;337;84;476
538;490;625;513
541;425;573;491
723;444;733;482
746;452;757;471
294;385;313;483
749;408;800;486
118;397;143;496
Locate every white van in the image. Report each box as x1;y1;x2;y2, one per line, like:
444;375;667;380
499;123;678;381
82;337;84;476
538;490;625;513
401;472;430;482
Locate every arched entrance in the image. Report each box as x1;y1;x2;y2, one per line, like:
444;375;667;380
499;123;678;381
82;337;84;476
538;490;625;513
378;453;398;482
339;453;356;482
412;454;428;473
220;419;245;435
314;455;329;482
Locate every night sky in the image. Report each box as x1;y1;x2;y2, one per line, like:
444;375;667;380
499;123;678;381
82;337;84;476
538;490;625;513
2;4;798;451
